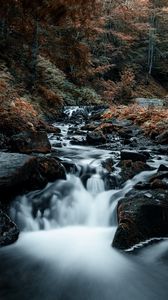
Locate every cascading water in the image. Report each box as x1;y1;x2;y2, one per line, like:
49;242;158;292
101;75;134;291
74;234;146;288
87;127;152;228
1;106;168;300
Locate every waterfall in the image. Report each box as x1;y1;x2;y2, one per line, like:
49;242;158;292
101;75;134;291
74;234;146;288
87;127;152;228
1;106;168;300
86;174;105;194
11;173;115;230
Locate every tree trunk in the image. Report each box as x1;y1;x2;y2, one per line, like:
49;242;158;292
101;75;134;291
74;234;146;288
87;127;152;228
30;18;39;88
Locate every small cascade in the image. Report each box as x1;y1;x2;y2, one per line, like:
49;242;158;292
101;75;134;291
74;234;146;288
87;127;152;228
86;174;105;194
11;163;161;232
2;106;168;300
11;173;115;230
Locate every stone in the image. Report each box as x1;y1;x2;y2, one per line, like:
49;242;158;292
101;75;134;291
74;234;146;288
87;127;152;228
112;190;168;250
37;157;66;183
101;158;114;172
0;210;19;247
118;160;151;183
158;164;168;172
0;152;66;201
156;130;168;145
86;130;107;145
120;150;147;162
10;131;51;154
0;134;8;149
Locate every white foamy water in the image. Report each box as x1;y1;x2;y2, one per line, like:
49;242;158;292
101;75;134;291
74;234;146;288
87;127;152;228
1;107;168;300
1;227;168;300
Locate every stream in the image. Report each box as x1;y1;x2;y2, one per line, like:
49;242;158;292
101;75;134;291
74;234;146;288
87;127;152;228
0;106;168;300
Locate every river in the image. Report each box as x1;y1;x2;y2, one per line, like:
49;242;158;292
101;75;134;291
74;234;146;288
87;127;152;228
0;106;168;300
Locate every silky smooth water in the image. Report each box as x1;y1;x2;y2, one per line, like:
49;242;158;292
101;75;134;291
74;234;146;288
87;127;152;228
1;108;168;300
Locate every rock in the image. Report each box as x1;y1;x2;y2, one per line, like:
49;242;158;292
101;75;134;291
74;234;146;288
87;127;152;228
10;131;51;154
60;160;78;174
156;130;168;145
103;174;119;190
0;134;8;149
135;98;165;108
89;110;105;121
112;190;168;250
70;137;85;146
158;164;168;172
150;170;168;182
96;123;114;134
52;142;62;148
120;150;147;162
118;160;151;183
0;152;66;201
0;210;19;247
37;157;66;182
86;131;107;145
81;123;98;131
135;167;168;190
102;158;114;172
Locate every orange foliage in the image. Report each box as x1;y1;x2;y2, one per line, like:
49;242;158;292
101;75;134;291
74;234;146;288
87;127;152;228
103;104;168;136
39;86;63;108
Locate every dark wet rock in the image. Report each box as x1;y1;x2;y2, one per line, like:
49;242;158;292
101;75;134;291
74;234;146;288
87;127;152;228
112;189;168;250
135;179;168;190
0;152;66;201
81;174;92;188
0;134;9;150
52;142;62;148
118;160;152;183
89;110;105;121
45;126;61;134
10;131;51;154
156;130;168;145
60;160;78;174
101;158;114;172
0;210;19;247
96;123;114;135
150;170;168;182
81;123;98;131
134;182;151;190
135;167;168;190
86;131;107;146
123;138;133;146
103;174;120;190
120;150;148;162
37;157;66;183
158;164;168;172
118;129;133;139
70;137;85;146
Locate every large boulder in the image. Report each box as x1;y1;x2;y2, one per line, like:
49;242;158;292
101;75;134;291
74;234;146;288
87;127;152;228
10;131;51;154
0;152;66;201
86;130;107;145
120;150;148;162
156;130;168;145
118;160;151;183
0;210;19;247
112;190;168;250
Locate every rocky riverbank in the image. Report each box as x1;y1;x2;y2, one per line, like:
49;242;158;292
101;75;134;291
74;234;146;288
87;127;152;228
55;106;168;250
0;126;66;246
0;104;168;250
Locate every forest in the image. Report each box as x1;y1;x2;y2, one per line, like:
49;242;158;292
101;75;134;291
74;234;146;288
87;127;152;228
0;0;168;132
0;1;168;300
